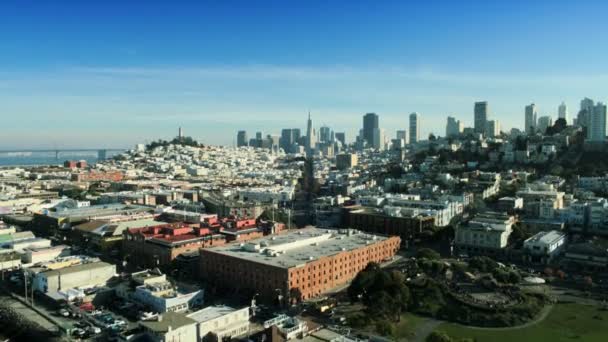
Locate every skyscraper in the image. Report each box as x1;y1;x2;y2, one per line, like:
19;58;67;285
334;132;346;146
474;101;488;135
409;112;420;144
446;116;463;137
588;102;607;142
578;97;595;128
371;128;385;150
292;128;301;144
486;120;501;138
525;103;538;134
319;126;332;143
558;102;568;123
305;112;316;155
396;130;407;141
362;113;379;147
280;129;294;152
537;116;553;134
237;130;248;147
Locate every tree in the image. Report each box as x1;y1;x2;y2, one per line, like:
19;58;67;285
427;331;453;342
289;287;302;304
508;271;521;284
468;256;499;273
508;224;531;247
416;248;441;260
202;332;219;342
375;319;395;337
348;264;410;321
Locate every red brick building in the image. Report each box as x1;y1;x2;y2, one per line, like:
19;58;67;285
200;228;400;302
200;216;285;243
72;170;124;182
123;223;226;270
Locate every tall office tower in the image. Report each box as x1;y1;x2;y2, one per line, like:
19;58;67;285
578;97;595;128
474;101;488;135
537;116;553;134
446;116;463;137
256;131;263;140
362;113;379;147
409;112;420;144
280;128;294;152
371;128;385;150
237;130;248;147
588;102;607;142
319;126;331;143
525;103;538;134
335;132;346;146
558;102;568;123
305;112;316;155
396;130;407;141
98;149;107;161
486;120;501;138
292;128;301;142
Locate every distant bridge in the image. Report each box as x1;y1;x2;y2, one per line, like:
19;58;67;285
0;148;126;160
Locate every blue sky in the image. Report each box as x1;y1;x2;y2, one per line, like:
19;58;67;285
2;0;608;148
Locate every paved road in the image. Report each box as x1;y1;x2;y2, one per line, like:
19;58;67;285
0;293;59;333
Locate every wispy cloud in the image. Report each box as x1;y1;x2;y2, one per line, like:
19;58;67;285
1;63;606;147
65;64;608;87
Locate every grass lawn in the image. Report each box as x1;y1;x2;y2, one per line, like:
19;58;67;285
394;312;428;339
435;303;608;342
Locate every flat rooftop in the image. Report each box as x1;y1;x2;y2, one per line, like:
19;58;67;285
187;305;243;323
525;230;565;244
140;312;196;332
45;204;150;218
38;261;114;277
202;227;393;269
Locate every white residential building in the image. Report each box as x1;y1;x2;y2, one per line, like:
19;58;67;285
455;213;515;254
187;305;250;340
133;280;204;313
524;230;566;263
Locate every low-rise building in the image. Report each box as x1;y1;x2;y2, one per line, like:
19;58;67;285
139;312;198;342
523;230;566;264
21;245;70;264
343;206;435;243
187;305;250;340
455;213;515;256
31;260;116;293
133;280;204;313
123;223;226;270
200;227;400;302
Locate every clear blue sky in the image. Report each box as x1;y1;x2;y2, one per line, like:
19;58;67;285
2;0;608;148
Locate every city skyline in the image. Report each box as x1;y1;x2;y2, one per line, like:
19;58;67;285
3;1;608;148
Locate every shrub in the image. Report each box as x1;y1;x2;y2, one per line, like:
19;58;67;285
375;320;395;336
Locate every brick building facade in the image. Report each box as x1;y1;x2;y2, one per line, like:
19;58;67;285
200;228;400;302
123;223;226;270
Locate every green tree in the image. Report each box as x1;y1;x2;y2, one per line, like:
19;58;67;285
468;256;499;273
375;319;395;337
202;332;219;342
427;331;453;342
416;248;441;260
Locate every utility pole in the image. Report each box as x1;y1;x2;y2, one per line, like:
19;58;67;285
24;272;28;303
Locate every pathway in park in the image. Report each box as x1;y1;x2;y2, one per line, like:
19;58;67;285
409;304;555;341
